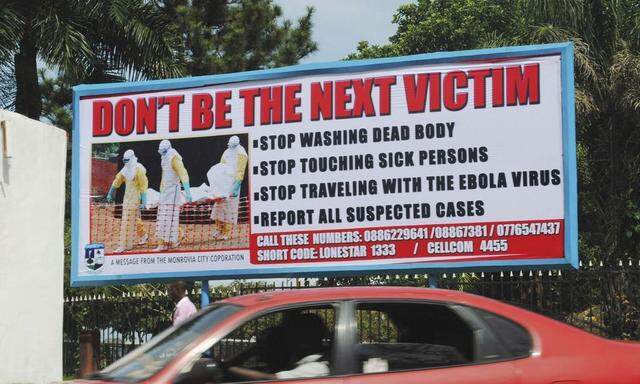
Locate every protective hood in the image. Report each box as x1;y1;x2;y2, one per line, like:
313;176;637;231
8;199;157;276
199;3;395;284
225;137;247;158
158;139;171;156
228;135;240;148
122;149;138;181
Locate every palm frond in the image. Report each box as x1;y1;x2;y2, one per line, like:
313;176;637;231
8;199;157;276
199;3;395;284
476;31;523;49
575;87;599;116
97;0;184;80
0;6;22;110
34;4;95;80
0;7;22;58
0;61;16;110
526;24;600;86
610;48;640;112
523;0;585;30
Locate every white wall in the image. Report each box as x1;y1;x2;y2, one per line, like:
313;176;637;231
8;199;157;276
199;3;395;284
0;110;67;384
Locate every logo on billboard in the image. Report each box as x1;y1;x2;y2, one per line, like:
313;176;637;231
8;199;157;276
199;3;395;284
84;243;105;272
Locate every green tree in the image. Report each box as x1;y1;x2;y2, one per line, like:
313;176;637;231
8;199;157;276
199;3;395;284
349;0;525;59
0;0;184;119
164;0;317;75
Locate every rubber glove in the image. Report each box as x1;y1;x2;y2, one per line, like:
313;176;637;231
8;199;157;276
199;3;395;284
231;180;242;197
140;192;147;210
182;182;193;202
106;186;116;203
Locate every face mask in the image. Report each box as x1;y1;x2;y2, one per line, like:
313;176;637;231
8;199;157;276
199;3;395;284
228;137;240;148
158;140;171;155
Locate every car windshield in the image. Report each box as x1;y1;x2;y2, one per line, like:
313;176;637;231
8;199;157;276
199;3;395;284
88;304;241;383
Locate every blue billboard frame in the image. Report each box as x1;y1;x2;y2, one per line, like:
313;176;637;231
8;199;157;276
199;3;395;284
71;42;577;286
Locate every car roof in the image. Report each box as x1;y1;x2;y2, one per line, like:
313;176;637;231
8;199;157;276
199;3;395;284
218;286;493;308
215;286;581;339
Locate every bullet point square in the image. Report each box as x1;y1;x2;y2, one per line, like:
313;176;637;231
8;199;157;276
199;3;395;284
253;166;258;174
254;192;259;200
253;139;259;148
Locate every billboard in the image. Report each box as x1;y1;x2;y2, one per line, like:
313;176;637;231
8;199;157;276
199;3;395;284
71;43;577;286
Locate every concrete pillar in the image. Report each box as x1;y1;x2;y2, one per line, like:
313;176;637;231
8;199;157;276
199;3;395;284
0;110;67;383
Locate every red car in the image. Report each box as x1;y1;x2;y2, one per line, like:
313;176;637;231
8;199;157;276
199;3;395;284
76;287;640;383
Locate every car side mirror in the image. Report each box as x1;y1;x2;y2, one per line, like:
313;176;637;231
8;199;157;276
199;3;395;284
174;358;223;384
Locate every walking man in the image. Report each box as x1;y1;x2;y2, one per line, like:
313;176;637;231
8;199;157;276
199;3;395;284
155;140;192;251
106;149;148;253
206;135;248;240
168;281;197;326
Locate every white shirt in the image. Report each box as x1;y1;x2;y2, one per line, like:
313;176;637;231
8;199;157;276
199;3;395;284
173;296;197;326
275;354;329;379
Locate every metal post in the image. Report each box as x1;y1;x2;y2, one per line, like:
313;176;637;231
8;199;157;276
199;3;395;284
201;280;210;307
78;330;99;378
428;275;439;288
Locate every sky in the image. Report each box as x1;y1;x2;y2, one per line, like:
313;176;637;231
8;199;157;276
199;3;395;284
275;0;413;63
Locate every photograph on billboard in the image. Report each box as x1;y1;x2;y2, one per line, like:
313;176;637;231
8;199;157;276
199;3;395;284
71;43;577;286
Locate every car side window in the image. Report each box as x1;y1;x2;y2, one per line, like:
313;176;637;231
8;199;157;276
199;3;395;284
215;310;285;371
354;302;474;374
471;308;532;358
174;305;336;384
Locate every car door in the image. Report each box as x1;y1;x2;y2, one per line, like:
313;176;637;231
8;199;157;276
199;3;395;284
169;301;346;384
340;300;521;384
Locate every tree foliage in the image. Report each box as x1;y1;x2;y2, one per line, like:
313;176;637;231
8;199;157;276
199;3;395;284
164;0;317;75
0;0;184;119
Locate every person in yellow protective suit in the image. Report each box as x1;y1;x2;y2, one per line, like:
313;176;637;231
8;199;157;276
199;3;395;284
207;135;248;240
154;139;192;251
106;149;149;253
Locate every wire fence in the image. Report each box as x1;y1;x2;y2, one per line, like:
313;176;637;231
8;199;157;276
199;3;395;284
63;264;640;377
89;197;249;254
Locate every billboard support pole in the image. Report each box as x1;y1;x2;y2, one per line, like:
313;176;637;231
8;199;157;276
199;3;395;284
201;280;210;307
428;275;439;289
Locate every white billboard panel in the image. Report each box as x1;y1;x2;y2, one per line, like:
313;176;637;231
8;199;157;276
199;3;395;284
71;43;577;286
